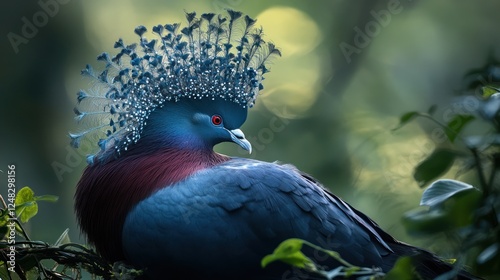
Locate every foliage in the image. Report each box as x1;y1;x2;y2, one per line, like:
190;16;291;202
262;238;385;279
0;186;136;280
394;63;500;278
262;65;500;279
395;82;500;277
4;67;500;280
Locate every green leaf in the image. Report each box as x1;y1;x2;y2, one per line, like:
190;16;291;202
413;149;458;188
482;85;500;98
447;189;482;227
15;186;36;205
402;208;452;236
477;243;499;265
445;115;475;142
420;179;477;207
344;266;360;277
404;184;481;235
385;256;420;280
393;111;419;131
261;238;315;269
481;98;500;120
476;243;500;274
15;186;38;223
35;195;59;203
0;262;10;280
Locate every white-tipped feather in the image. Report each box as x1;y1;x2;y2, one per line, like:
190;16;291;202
71;10;280;165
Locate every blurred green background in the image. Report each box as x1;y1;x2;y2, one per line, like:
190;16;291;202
1;0;499;270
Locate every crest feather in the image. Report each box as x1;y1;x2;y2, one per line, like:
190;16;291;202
71;10;280;165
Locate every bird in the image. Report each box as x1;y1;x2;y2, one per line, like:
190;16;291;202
72;10;479;280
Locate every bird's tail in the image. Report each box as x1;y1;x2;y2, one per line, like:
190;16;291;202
389;242;482;280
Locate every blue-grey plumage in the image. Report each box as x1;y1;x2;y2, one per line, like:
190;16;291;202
122;159;393;279
73;10;480;280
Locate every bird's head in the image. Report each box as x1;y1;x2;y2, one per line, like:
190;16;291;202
70;10;280;164
142;98;251;153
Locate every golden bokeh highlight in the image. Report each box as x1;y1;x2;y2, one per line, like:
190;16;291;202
256;6;324;118
256;6;322;56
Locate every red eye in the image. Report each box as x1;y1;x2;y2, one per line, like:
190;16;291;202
211;115;222;126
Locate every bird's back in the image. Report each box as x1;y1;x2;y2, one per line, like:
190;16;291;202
71;10;480;280
122;158;395;279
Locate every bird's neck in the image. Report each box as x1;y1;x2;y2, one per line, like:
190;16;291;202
75;147;228;261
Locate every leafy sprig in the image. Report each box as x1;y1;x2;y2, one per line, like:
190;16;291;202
0;187;133;280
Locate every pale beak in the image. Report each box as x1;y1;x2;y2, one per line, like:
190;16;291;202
228;129;252;154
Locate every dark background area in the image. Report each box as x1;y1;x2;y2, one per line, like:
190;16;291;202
1;0;499;275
